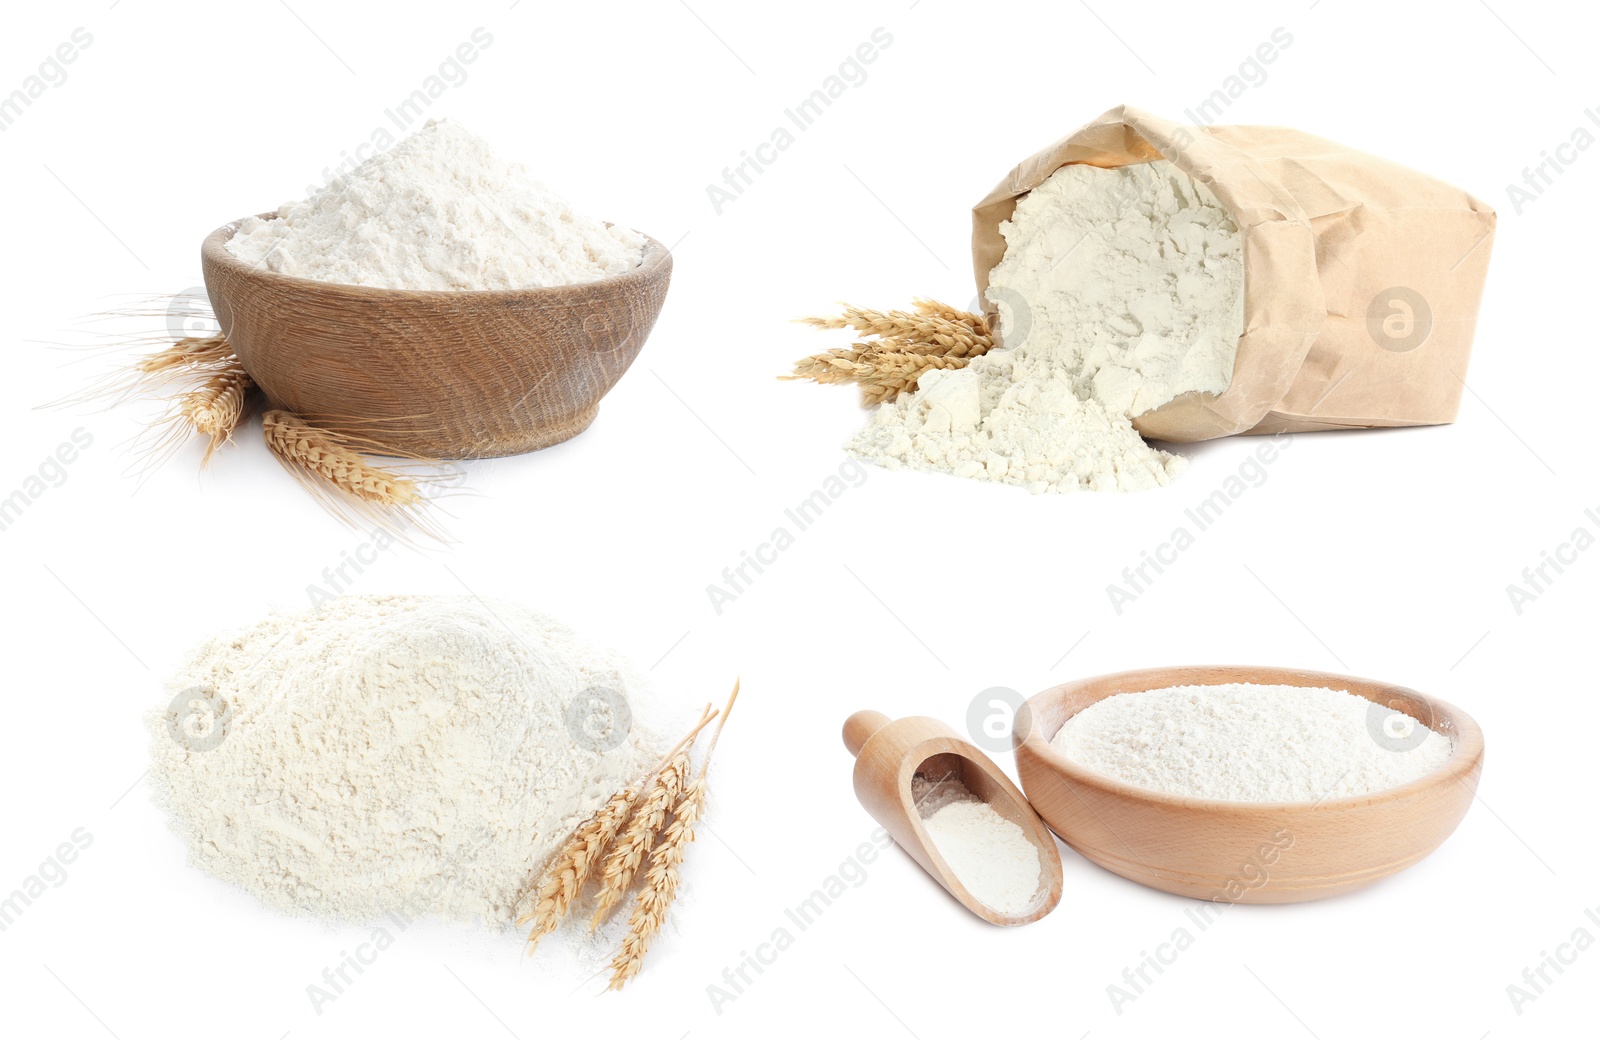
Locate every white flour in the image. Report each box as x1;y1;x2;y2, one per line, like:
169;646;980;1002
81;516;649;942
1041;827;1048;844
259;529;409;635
850;160;1244;492
922;799;1042;915
226;120;646;290
147;595;656;927
1051;683;1455;802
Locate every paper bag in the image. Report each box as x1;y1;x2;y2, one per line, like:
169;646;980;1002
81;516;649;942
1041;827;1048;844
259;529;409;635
971;105;1496;440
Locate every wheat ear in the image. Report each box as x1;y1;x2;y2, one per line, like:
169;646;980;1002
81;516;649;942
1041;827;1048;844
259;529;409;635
785;345;974;404
262;410;421;506
588;749;690;931
57;331;241;414
183;361;255;464
607;679;740;990
260;409;456;540
782;347;877;384
606;779;704;989
861;350;967;388
910;296;973;322
797;305;992;354
137;335;235;376
125;355;257;480
788;301;995;403
516;705;719;951
517;782;638;954
859;382;900;406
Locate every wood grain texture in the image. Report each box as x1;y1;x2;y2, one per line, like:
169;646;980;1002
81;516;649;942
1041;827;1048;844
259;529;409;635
844;711;1064;926
200;216;672;459
1013;665;1485;903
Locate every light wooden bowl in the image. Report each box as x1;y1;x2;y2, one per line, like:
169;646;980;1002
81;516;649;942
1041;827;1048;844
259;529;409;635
200;215;673;459
1014;665;1484;903
844;710;1063;926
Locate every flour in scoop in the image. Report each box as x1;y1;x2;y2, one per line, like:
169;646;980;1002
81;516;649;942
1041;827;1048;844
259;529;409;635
1051;682;1454;802
921;797;1042;915
226;120;645;291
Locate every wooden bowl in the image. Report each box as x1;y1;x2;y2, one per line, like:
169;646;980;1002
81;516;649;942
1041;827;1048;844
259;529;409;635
200;215;673;459
1013;665;1484;903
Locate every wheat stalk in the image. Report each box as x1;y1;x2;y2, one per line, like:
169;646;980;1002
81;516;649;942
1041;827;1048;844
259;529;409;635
858;351;970;396
785;346;973;404
784;347;876;384
788;301;995;404
57;302;465;536
607;678;740;990
123;352;258;482
516;705;718;952
56;295;459;539
182;362;255;464
910;296;982;325
607;777;705;990
261;409;459;541
859;382;900;406
49;321;244;468
517;781;639;954
137;335;235;376
797;305;992;356
796;304;920;336
588;749;690;931
58;332;240;414
262;409;421;505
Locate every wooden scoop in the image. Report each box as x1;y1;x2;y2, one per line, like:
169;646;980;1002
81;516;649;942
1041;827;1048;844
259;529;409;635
843;710;1063;926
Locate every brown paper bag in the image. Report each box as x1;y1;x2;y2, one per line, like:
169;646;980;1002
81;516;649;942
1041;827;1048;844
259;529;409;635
971;105;1496;440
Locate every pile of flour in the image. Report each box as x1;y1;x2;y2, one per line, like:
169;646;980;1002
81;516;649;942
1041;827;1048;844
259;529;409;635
850;160;1244;492
147;595;657;926
919;789;1043;916
226;120;645;290
1051;683;1454;802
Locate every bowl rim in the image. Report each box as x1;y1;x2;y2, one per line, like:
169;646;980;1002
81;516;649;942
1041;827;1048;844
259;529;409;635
201;213;671;301
1016;664;1485;814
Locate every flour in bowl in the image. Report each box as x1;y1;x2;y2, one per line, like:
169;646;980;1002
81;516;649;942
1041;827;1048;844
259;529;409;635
1050;682;1454;801
226;120;645;291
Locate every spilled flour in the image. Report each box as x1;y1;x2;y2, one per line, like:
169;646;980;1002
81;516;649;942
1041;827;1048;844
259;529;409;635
850;160;1244;492
147;595;657;926
226;120;645;290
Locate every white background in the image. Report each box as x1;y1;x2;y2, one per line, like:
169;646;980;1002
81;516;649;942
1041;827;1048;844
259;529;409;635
1;0;1595;1037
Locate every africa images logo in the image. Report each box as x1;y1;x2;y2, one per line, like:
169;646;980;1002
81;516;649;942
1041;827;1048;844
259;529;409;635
1366;286;1433;354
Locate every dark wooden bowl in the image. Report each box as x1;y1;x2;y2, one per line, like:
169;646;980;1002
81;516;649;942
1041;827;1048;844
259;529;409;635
201;215;672;459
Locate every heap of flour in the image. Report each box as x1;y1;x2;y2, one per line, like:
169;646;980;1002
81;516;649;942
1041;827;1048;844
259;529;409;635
227;120;645;290
1051;683;1455;802
147;595;657;926
922;798;1043;915
850;160;1244;493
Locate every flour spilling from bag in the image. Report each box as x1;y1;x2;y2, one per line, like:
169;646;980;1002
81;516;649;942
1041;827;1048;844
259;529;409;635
849;160;1243;493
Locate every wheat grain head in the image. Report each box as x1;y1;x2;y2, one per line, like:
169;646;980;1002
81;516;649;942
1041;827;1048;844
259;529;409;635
588;750;690;931
518;783;639;954
606;777;706;990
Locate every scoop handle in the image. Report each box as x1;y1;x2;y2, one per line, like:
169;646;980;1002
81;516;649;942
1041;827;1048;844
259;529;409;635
842;710;892;757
